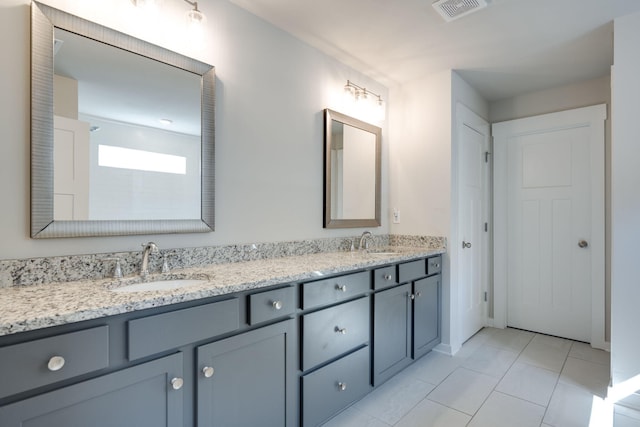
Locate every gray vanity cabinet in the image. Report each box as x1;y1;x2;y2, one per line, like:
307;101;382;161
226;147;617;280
413;274;441;359
0;352;184;427
373;283;413;385
373;258;442;386
196;319;296;427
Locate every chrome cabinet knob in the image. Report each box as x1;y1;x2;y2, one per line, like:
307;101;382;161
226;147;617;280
432;263;440;269
462;241;472;249
338;382;347;391
416;292;422;298
335;284;347;292
47;356;65;372
272;300;283;310
383;273;392;281
409;294;415;300
335;326;347;335
171;377;184;390
202;366;215;378
578;240;589;248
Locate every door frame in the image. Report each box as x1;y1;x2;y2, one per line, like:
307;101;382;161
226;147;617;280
451;102;491;350
492;104;606;349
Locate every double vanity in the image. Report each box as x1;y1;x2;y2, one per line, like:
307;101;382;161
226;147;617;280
0;245;443;426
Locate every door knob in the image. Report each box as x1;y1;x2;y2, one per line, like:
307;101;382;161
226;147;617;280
578;240;589;248
462;241;472;249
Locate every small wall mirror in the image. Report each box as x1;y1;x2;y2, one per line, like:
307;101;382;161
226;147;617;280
31;1;215;238
324;109;381;228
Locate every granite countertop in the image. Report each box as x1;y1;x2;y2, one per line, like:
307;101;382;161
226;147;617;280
0;247;444;337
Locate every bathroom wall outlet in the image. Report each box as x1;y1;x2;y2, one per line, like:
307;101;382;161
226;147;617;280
392;208;400;224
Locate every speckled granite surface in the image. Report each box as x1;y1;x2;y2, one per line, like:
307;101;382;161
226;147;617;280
0;235;445;337
0;235;394;288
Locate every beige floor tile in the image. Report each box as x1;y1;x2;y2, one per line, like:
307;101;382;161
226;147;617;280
427;367;498;415
559;356;610;397
395;399;471;427
468;391;545;427
462;344;519;378
518;334;572;372
496;361;559;406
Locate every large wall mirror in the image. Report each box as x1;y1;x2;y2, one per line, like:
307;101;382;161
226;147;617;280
31;1;215;238
324;109;381;228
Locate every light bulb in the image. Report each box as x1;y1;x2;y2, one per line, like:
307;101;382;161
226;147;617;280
186;7;206;42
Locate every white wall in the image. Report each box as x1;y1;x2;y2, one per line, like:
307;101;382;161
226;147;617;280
388;70;489;353
490;76;611;123
490;75;612;341
388;70;452;238
0;0;388;260
611;10;640;387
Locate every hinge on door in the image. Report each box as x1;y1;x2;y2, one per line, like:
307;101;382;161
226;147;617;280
485;151;491;163
484;222;488;232
484;291;488;302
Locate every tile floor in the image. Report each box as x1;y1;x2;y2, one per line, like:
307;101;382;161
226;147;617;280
320;327;640;427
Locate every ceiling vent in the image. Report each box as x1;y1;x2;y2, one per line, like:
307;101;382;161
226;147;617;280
432;0;487;22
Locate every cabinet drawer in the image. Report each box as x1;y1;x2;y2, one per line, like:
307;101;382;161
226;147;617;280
427;256;442;275
302;297;369;370
0;326;109;400
302;346;370;427
128;298;239;360
302;271;369;309
373;265;398;290
247;286;295;325
398;259;426;283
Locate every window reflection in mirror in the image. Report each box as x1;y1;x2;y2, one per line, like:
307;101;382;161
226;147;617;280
324;109;381;228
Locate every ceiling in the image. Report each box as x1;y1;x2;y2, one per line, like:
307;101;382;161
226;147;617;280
228;0;640;101
54;28;201;136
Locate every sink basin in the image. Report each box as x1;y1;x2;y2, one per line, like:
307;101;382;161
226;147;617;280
111;279;207;293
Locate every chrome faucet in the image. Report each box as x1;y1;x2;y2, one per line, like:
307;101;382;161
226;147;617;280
140;242;159;277
359;231;373;251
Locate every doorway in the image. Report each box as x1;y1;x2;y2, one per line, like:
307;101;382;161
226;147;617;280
455;103;490;345
492;104;606;348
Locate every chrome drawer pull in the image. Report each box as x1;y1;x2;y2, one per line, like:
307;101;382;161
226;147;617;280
272;300;283;310
171;377;184;390
202;366;215;378
334;326;347;335
338;382;347;391
335;284;347;292
47;356;65;372
432;263;440;269
383;273;392;281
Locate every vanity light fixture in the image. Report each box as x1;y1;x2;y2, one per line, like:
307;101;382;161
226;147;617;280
184;0;207;27
343;80;386;121
130;0;207;30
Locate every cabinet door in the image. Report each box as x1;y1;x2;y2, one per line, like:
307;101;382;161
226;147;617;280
0;353;183;427
413;275;441;359
197;319;296;427
373;283;412;386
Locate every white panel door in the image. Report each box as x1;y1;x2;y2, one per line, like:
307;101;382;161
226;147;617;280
508;127;591;341
455;103;490;345
458;123;487;342
53;115;90;221
493;105;606;346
